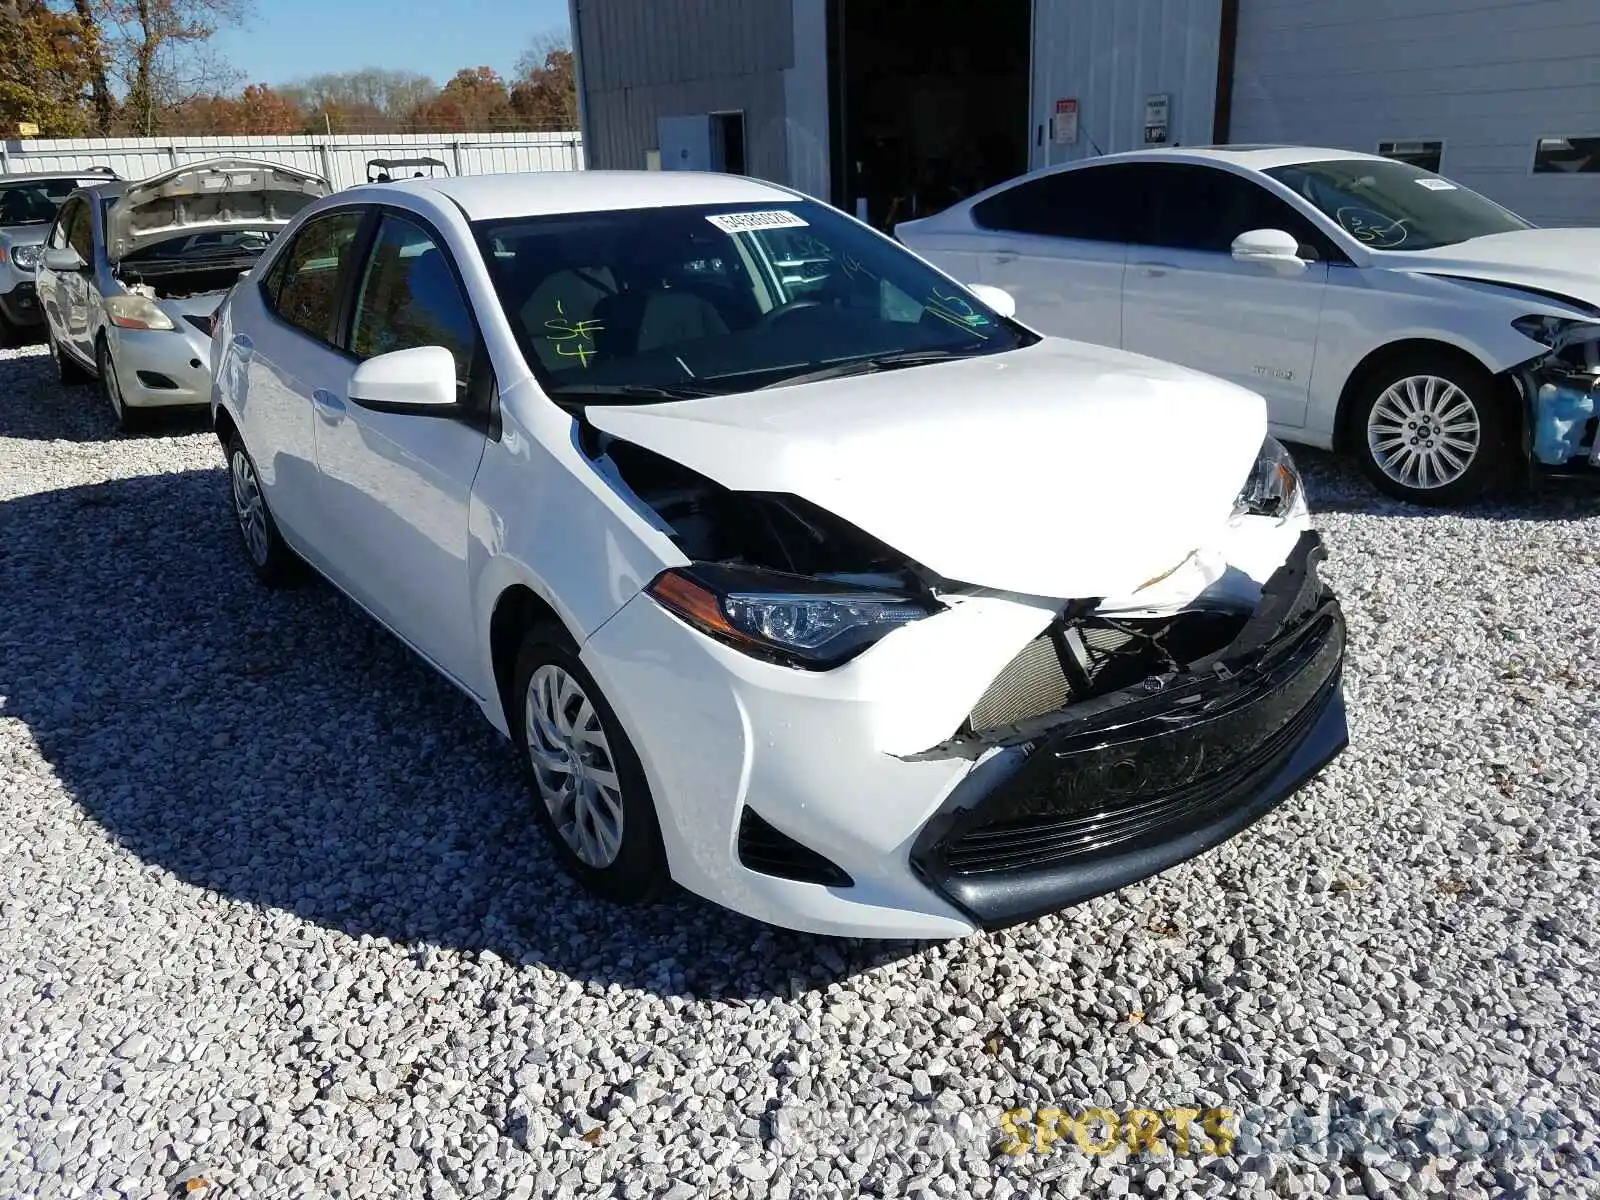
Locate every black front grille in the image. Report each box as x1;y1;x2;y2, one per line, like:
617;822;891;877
936;608;1344;876
738;808;853;886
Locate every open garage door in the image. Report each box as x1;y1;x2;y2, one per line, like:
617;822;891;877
828;0;1031;231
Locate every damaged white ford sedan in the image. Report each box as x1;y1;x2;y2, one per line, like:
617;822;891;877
212;172;1349;938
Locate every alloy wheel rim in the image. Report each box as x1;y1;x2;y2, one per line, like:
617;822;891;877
1366;374;1480;490
229;449;270;567
524;664;625;869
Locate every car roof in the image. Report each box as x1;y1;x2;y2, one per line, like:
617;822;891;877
355;169;801;221
1080;145;1392;172
0;168;118;182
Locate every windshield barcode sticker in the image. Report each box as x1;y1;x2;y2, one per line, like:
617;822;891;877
1416;178;1456;190
706;210;810;233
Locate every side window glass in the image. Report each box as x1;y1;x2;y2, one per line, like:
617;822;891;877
1145;165;1327;256
973;167;1136;243
47;202;74;250
66;203;93;260
350;215;476;381
269;211;364;342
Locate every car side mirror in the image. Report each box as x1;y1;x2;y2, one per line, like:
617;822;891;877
43;247;85;273
1231;228;1307;272
964;282;1017;319
348;345;459;412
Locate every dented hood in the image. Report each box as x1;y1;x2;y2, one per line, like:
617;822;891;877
1379;227;1600;310
106;158;330;262
587;339;1268;599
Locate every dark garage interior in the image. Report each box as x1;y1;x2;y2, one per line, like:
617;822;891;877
827;0;1032;230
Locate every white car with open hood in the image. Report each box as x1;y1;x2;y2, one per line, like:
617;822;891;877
211;171;1349;938
896;146;1600;506
37;158;330;430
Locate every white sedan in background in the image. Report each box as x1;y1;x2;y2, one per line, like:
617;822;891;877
897;146;1600;506
211;171;1347;938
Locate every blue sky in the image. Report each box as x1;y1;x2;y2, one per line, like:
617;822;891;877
212;0;571;86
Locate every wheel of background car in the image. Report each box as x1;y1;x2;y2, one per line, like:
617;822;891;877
97;338;141;433
512;625;669;905
224;431;304;589
49;331;91;386
761;297;825;326
1353;351;1509;507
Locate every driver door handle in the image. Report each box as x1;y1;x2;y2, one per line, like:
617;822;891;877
312;389;346;424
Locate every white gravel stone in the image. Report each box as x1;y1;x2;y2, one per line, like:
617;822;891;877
1;344;1597;1199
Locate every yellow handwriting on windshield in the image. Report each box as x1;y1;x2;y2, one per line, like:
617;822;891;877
545;299;603;368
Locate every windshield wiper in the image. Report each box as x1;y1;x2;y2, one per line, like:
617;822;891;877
755;348;963;390
553;382;723;403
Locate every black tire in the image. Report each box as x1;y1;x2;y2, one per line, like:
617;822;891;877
511;625;670;905
1351;351;1510;507
49;330;92;386
98;337;143;433
224;430;304;588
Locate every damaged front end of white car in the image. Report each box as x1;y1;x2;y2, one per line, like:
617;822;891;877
576;352;1348;935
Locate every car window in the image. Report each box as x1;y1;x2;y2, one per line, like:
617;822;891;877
1137;163;1334;257
64;202;93;260
350;214;476;381
476;200;1036;399
47;201;78;251
970;165;1139;242
1265;158;1530;251
266;211;364;342
0;178;79;226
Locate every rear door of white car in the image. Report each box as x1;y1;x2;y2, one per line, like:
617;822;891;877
232;207;368;560
966;164;1140;349
1118;163;1335;429
310;208;489;694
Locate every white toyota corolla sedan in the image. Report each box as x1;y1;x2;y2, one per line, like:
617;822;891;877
897;146;1600;506
211;171;1347;938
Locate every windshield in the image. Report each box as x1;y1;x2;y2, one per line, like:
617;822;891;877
474;200;1036;400
0;179;85;226
1265;158;1532;251
120;229;280;264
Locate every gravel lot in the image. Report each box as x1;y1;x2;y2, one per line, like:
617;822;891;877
2;340;1599;1200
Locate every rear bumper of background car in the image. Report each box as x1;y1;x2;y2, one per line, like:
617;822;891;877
581;533;1347;939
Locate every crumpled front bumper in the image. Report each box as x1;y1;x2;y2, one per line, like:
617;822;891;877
909;531;1347;929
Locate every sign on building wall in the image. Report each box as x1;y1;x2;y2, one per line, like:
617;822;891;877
1053;98;1079;145
1143;94;1170;145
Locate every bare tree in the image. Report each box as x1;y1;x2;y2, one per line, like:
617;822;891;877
100;0;250;133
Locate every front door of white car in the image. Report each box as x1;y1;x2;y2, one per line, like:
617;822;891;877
968;164;1143;349
307;211;488;693
1116;163;1334;430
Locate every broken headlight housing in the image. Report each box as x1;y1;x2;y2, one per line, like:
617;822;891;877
1512;314;1600;348
647;564;935;669
1235;435;1307;522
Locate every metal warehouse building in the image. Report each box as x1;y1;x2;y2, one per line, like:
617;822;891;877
567;0;1600;228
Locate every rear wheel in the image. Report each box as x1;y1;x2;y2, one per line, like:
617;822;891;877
511;626;670;905
50;330;92;386
1353;353;1509;507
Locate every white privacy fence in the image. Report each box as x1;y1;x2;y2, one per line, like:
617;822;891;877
0;132;584;188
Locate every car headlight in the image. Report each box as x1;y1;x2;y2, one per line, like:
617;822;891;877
104;293;175;331
647;564;936;669
9;244;42;271
1235;435;1307;522
1512;314;1600;347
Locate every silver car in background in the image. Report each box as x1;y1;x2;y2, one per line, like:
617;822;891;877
0;168;119;341
37;158;330;431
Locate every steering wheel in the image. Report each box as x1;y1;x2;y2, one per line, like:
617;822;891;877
761;298;825;326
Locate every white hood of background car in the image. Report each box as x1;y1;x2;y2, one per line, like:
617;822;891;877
588;339;1268;600
1382;228;1600;309
106;158;330;262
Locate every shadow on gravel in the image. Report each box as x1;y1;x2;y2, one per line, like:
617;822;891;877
1296;447;1600;521
0;346;208;443
0;469;919;999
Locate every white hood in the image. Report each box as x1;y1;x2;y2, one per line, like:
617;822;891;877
588;339;1268;600
1380;228;1600;310
107;158;330;262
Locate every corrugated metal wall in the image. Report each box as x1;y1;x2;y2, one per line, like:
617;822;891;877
575;0;795;181
1031;0;1224;169
0;132;584;190
1229;0;1600;225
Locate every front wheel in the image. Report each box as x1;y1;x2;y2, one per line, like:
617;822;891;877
512;627;670;905
225;431;304;588
1354;354;1510;507
98;338;142;433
